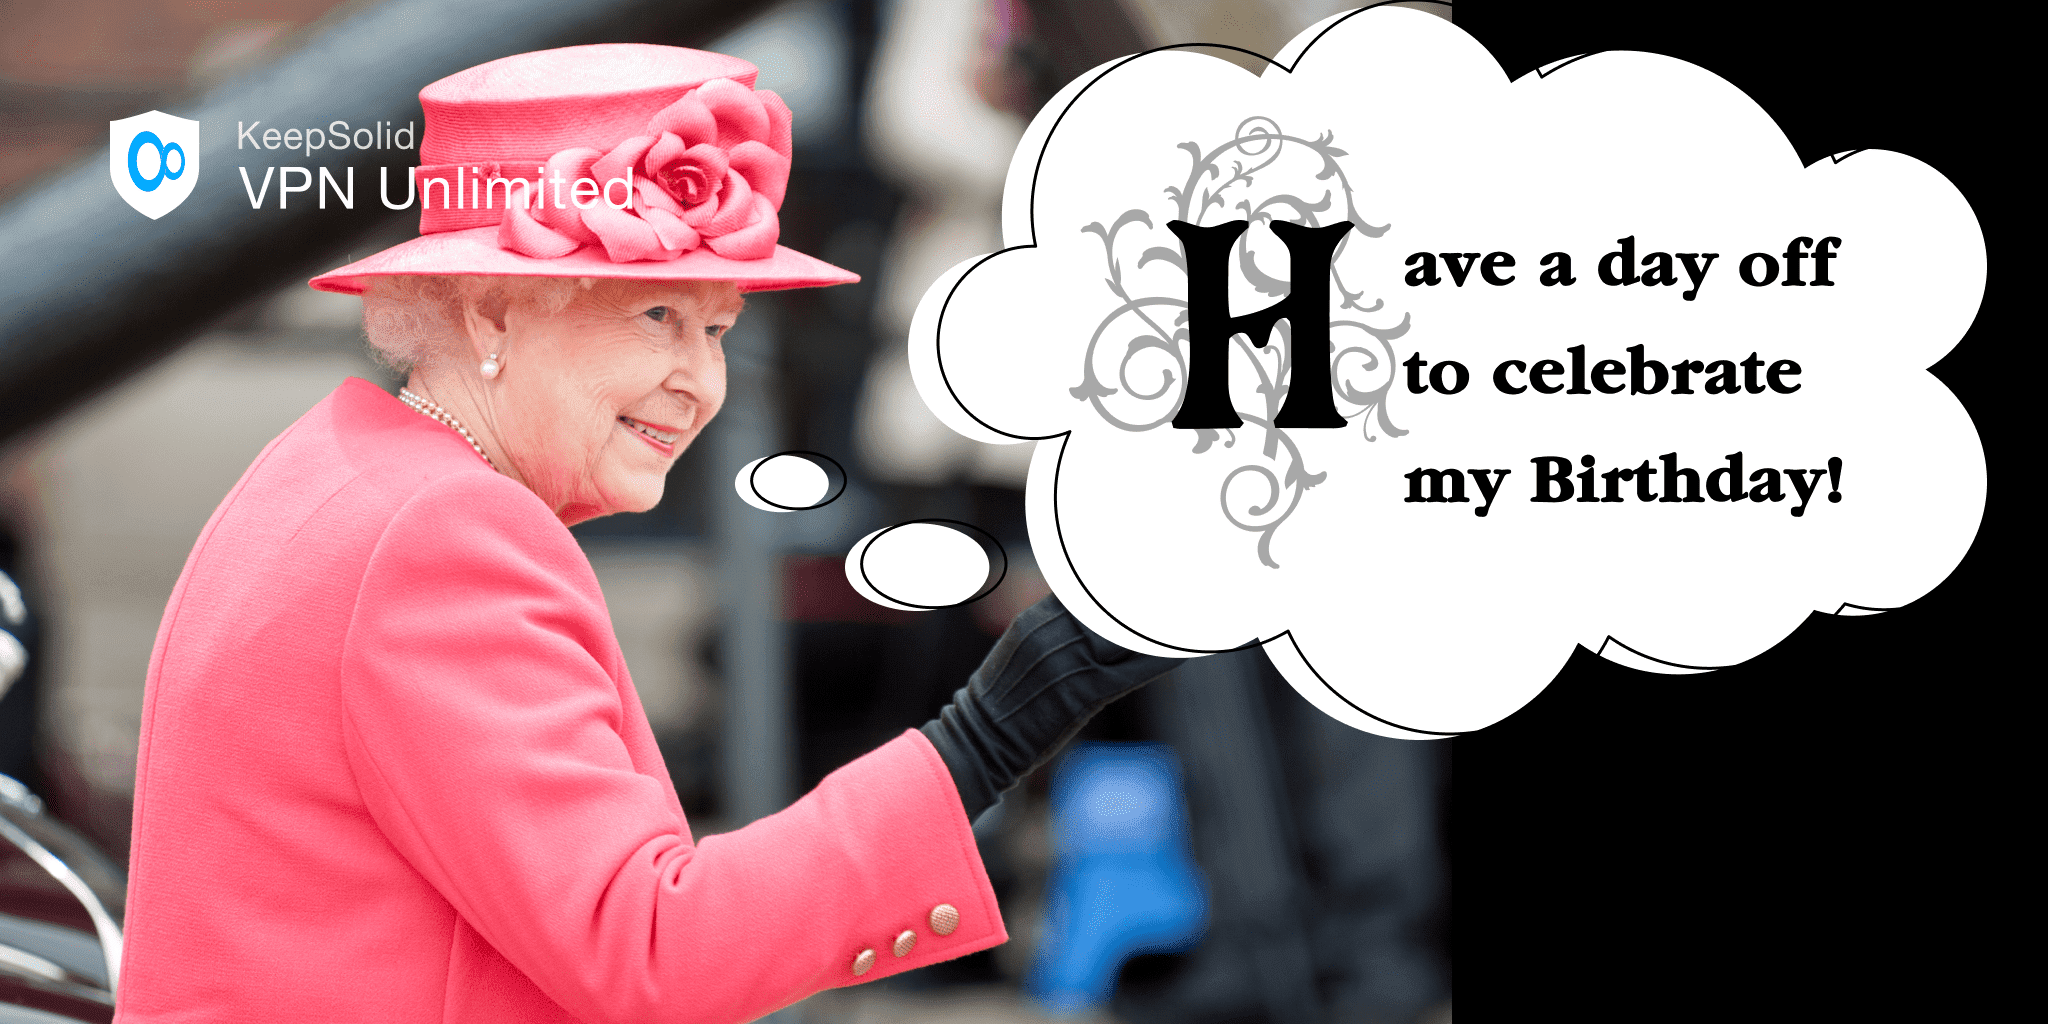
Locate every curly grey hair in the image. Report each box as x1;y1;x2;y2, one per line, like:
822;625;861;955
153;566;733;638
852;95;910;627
359;275;588;373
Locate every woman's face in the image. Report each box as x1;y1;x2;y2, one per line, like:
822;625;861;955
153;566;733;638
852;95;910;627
482;279;738;524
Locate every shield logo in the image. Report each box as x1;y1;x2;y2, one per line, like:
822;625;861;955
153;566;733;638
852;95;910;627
110;111;200;220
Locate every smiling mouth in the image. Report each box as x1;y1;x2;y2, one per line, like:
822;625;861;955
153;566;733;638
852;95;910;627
618;415;682;452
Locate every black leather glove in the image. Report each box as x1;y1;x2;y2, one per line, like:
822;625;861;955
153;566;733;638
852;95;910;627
922;592;1181;820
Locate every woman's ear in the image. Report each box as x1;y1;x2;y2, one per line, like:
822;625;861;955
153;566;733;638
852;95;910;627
458;285;512;365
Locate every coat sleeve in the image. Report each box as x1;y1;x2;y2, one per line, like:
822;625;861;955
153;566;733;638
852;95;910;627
337;472;1005;1023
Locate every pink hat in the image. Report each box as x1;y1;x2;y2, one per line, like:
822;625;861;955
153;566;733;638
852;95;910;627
310;44;857;295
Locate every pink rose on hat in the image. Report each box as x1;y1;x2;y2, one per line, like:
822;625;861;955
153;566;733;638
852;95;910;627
500;78;794;263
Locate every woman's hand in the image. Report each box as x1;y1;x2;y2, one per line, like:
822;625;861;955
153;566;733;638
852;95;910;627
921;593;1182;820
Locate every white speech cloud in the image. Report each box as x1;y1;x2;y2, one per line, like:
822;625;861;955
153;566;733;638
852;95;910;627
846;520;1008;611
735;451;847;512
909;7;1986;738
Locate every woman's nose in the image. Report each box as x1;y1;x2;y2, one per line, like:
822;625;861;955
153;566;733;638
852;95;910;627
665;342;725;409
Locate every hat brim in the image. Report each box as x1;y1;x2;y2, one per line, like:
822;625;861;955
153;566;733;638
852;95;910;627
309;226;859;295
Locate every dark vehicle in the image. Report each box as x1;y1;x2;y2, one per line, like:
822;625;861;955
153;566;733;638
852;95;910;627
0;774;122;1023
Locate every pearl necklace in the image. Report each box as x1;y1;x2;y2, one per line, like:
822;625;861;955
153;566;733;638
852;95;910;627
399;387;498;471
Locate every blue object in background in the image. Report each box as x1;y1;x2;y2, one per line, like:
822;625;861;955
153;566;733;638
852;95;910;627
1028;742;1208;1015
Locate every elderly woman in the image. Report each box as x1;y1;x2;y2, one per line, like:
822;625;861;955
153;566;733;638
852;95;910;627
117;44;1169;1024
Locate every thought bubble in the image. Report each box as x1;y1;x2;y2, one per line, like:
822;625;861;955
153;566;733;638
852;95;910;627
731;449;1008;613
909;7;1986;737
846;520;1008;611
734;451;847;512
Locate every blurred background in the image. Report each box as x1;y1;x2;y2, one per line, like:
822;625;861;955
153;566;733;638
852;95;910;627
0;1;2022;1022
0;2;1454;1021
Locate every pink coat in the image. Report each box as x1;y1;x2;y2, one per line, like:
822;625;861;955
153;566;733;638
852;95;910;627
118;378;1004;1022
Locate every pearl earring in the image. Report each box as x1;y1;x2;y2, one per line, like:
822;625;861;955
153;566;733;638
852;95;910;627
480;353;502;379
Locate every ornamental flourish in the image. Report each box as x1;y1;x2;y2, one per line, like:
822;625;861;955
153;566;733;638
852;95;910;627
1070;116;1411;567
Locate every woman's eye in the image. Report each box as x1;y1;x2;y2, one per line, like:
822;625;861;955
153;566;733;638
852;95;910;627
644;306;670;323
705;324;728;340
